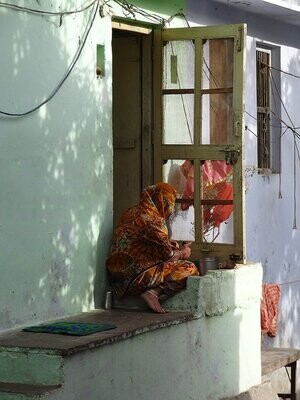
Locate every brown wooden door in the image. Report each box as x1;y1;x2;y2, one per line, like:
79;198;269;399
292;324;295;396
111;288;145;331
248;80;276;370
113;32;142;226
112;28;153;226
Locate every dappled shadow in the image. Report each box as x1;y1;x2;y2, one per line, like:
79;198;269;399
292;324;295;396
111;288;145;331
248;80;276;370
262;50;300;349
184;0;300;350
243;46;300;351
0;2;112;329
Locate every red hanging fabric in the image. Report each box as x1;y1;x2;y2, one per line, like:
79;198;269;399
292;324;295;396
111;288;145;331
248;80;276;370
261;284;281;337
180;160;233;231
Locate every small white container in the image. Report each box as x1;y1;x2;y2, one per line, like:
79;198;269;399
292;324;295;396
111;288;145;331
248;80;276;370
105;291;113;310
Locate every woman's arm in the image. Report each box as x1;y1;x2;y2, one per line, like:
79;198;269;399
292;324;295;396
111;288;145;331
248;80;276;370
169;242;192;261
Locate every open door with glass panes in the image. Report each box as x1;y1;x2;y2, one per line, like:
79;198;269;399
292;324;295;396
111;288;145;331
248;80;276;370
153;24;246;263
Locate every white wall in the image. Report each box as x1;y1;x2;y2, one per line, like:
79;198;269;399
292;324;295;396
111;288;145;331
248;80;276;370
107;0;300;352
0;1;113;330
186;0;300;350
1;0;299;358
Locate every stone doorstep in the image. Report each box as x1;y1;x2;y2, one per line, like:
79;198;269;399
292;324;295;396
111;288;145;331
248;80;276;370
0;310;194;398
0;382;61;396
0;309;195;356
0;265;260;357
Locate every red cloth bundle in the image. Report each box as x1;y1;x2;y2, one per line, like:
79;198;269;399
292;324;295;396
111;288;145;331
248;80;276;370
261;283;281;337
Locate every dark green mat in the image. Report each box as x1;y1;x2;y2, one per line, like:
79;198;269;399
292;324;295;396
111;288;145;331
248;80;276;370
23;321;117;336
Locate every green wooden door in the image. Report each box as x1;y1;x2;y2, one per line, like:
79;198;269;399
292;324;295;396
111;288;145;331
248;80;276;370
153;24;246;263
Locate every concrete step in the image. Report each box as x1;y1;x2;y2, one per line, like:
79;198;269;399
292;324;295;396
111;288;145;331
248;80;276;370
0;266;262;400
0;310;193;399
0;348;64;386
0;382;61;399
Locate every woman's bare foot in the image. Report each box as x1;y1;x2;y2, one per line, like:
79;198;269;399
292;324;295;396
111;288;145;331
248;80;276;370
141;289;166;314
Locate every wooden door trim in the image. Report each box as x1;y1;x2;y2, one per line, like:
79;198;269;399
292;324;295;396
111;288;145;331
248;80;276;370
142;33;153;188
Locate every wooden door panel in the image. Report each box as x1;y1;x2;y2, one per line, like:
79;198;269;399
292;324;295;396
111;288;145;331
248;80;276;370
112;34;142;226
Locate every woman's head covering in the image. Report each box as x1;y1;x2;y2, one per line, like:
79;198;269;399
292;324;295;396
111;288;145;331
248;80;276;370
140;182;177;220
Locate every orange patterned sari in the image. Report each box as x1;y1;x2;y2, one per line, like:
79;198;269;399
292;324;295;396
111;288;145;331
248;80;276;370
106;183;199;299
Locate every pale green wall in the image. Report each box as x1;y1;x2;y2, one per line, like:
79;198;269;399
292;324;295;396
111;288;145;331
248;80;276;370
0;1;113;330
0;0;189;333
130;0;186;15
111;0;187;26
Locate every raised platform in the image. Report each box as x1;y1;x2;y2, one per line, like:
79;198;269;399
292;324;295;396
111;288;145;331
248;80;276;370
0;263;263;400
0;309;193;356
0;309;194;399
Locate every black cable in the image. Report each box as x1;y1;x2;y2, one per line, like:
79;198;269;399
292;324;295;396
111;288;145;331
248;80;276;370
0;0;97;16
113;0;165;25
0;0;99;117
262;61;300;80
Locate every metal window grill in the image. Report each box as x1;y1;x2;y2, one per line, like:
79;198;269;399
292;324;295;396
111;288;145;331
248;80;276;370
257;50;271;169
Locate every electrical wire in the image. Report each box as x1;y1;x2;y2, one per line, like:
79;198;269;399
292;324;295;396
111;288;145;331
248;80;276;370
0;0;187;117
267;66;300;228
269;69;296;131
0;0;99;117
112;0;165;25
293;136;297;229
0;0;97;16
262;61;300;80
245;125;257;137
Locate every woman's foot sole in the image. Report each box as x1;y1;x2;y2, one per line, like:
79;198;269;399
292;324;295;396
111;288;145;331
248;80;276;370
141;290;166;314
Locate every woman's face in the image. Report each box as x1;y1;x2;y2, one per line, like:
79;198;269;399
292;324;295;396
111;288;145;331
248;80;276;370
163;196;175;220
148;183;177;220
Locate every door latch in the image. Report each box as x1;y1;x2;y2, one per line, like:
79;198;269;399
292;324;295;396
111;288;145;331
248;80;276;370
220;149;240;165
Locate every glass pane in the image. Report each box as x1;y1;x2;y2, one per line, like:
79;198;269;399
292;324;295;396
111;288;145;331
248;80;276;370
202;38;233;90
163;94;194;144
201;160;234;244
163;40;194;145
163;41;194;90
202;93;233;144
163;160;195;241
201;38;234;145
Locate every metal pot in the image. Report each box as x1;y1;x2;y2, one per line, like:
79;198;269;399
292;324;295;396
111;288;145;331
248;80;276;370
199;257;219;275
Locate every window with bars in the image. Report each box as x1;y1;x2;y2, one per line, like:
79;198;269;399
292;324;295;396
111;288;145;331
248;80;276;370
256;48;270;169
256;46;281;173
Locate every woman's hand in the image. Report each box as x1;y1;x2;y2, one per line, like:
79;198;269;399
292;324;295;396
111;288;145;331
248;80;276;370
170;240;192;260
170;239;180;250
180;242;192;259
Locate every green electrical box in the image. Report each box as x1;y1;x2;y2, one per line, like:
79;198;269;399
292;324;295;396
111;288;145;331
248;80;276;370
96;44;105;78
